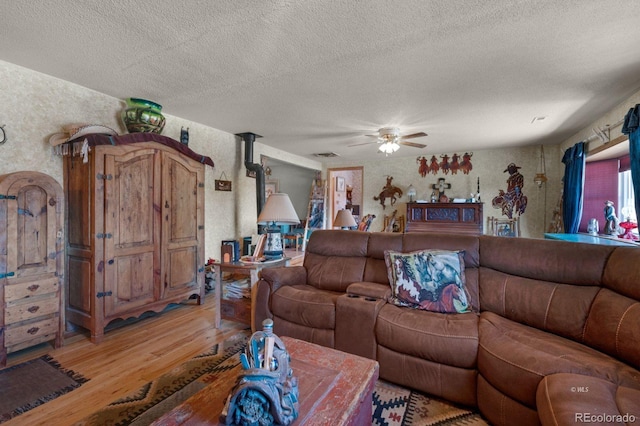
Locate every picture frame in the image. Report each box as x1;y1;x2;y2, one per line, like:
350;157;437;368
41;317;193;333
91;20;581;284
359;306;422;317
265;179;279;199
336;176;345;192
215;180;232;191
488;216;520;237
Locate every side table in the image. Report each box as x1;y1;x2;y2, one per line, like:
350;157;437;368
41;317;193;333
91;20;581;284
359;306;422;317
212;258;289;330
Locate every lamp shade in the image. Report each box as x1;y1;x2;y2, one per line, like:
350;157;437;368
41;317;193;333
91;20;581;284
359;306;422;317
257;193;300;225
334;209;357;228
407;184;417;201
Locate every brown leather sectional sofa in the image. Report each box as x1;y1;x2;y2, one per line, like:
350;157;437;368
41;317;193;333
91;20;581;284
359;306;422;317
253;230;640;426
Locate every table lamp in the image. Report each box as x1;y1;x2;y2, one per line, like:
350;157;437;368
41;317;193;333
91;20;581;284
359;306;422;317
257;193;300;259
407;184;417;202
334;209;357;230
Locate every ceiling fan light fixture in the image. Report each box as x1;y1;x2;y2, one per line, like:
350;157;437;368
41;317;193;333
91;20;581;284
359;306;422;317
379;141;400;154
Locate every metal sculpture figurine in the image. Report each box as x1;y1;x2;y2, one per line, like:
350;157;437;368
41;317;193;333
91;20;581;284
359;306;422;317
373;176;403;209
221;319;299;425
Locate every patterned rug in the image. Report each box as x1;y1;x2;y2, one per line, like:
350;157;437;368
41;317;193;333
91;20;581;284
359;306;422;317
75;332;249;426
0;355;89;424
373;380;488;425
78;331;487;425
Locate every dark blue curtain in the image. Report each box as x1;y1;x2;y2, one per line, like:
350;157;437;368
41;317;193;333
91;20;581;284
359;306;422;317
622;104;640;220
561;141;586;233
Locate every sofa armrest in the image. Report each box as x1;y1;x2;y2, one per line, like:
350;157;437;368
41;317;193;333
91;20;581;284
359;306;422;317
347;281;391;300
253;266;308;331
260;266;307;292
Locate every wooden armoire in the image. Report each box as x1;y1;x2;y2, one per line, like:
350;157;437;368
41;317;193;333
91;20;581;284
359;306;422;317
63;134;212;343
0;171;65;366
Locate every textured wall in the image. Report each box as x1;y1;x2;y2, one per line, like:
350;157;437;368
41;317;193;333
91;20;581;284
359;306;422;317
327;145;562;238
0;60;320;261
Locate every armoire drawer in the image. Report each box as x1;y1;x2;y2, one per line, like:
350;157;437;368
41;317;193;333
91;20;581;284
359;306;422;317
4;277;59;302
4;295;59;324
5;316;59;347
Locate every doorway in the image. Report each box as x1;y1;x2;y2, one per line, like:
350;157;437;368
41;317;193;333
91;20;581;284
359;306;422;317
327;166;364;228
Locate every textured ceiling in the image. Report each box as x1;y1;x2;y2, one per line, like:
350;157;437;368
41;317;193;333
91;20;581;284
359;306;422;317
2;0;640;162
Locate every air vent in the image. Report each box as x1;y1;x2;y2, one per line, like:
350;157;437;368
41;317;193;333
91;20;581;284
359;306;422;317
313;152;340;158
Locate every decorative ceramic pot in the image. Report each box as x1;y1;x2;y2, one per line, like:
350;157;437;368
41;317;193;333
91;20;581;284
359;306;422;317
121;98;166;134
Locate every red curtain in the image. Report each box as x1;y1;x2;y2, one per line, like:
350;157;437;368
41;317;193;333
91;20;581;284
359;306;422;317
579;159;619;233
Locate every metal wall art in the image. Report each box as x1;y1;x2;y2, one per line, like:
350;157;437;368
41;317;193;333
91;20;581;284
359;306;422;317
491;163;528;218
373;176;403;209
417;153;473;176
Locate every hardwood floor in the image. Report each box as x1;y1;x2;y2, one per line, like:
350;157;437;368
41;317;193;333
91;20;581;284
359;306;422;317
4;293;248;426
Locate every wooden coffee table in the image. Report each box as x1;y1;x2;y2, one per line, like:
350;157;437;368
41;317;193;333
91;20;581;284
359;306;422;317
152;336;379;425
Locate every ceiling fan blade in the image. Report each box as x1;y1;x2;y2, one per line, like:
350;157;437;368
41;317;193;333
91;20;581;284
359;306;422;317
399;141;427;148
401;132;428;139
347;141;379;147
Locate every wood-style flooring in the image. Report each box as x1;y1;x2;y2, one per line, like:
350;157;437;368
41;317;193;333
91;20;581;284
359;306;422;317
4;293;247;426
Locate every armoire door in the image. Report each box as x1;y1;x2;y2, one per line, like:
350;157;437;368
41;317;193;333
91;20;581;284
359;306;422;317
160;152;204;300
103;148;161;317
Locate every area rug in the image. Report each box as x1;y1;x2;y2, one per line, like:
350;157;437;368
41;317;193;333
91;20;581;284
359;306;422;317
373;380;488;425
0;355;89;424
79;331;487;425
75;332;249;426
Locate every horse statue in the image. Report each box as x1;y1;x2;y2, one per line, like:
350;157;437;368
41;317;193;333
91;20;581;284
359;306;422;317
373;176;403;209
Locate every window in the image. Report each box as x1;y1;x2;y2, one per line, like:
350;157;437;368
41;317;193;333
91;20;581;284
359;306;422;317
618;170;637;223
581;154;637;236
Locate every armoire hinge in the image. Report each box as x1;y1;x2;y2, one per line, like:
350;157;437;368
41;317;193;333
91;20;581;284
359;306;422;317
96;291;113;298
0;272;15;279
198;182;205;188
96;233;113;239
96;173;113;180
0;194;16;200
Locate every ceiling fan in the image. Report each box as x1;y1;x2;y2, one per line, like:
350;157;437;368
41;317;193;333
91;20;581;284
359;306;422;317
347;127;427;154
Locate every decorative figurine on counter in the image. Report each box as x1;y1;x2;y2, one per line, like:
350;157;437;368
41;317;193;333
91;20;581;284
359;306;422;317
604;200;620;236
221;319;299;425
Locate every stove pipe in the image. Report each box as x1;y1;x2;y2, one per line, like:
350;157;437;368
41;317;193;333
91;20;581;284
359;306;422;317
237;132;265;217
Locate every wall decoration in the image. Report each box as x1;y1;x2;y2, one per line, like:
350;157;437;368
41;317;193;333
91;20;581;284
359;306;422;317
336;176;345;192
373;176;403;209
450;153;460;174
439;154;450;174
215;171;232;191
265;180;279;199
417;156;429;177
429;155;439;175
419;154;478;177
431;177;451;202
460;152;473;174
491;163;528;218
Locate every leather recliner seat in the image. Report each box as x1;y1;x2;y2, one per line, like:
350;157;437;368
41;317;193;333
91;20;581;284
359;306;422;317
254;230;640;426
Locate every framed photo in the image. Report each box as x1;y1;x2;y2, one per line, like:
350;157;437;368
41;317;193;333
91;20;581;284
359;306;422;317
336;176;345;192
265;179;279;199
